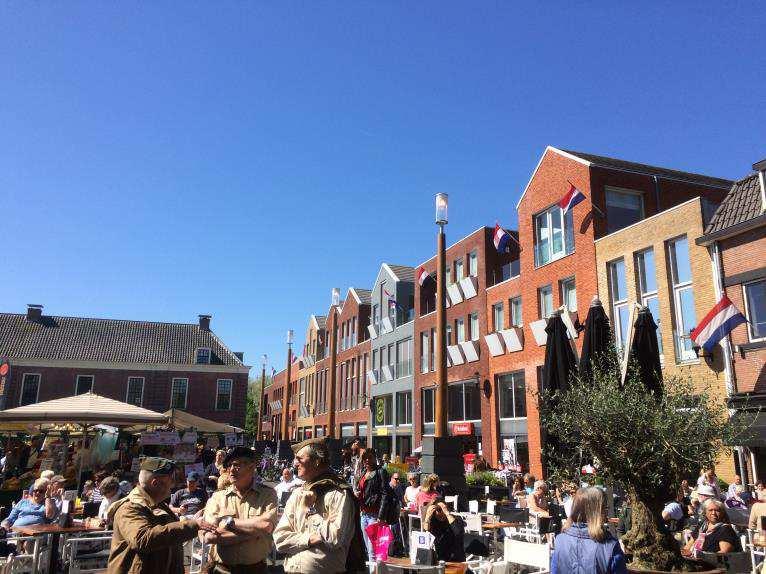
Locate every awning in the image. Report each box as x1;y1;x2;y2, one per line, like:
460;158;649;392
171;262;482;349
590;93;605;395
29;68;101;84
729;411;765;447
124;408;242;434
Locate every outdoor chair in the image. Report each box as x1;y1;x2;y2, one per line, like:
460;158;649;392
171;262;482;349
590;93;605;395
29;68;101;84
62;533;113;574
746;529;766;574
698;550;751;574
469;499;479;514
465;514;483;534
503;538;550;574
0;534;51;574
444;495;458;512
486;500;496;516
465;559;509;574
375;559;446;573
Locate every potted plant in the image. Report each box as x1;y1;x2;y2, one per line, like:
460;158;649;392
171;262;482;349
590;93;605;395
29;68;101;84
537;354;746;572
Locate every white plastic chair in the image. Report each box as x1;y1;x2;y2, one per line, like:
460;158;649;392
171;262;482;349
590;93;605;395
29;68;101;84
504;538;550;574
465;514;483;534
444;495;458;512
469;500;479;514
746;529;766;574
486;500;496;516
62;533;113;574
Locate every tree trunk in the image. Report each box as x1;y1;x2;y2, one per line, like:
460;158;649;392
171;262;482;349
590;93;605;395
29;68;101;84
621;491;686;572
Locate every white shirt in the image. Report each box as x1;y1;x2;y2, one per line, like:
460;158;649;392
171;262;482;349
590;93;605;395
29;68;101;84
405;485;420;506
275;477;303;501
662;501;684;521
98;495;120;521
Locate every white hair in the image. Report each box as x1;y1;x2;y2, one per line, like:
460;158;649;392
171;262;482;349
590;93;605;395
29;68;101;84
138;470;155;487
40;470;54;480
534;480;548;492
33;478;50;491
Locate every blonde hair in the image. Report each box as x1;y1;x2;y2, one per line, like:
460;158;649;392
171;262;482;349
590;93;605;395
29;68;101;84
421;474;439;492
32;478;50;491
40;470;54;480
567;487;607;542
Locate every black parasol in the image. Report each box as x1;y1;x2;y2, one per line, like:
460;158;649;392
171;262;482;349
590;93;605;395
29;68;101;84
542;311;578;393
579;297;613;379
629;306;663;394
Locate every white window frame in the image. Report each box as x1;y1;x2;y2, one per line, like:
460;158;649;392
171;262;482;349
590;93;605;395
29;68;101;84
195;347;211;365
126;376;145;406
75;374;94;395
468;250;478;277
668;236;697;362
534;204;574;267
20;373;41;406
538;285;553;319
560;277;577;313
469;312;480;341
396;391;413;426
608;259;629;350
420;332;429;374
497;371;527;420
454;258;464;282
456;317;466;343
510;296;523;327
171;377;189;409
492;302;504;332
216;379;233;411
743;279;766;343
605;186;645;233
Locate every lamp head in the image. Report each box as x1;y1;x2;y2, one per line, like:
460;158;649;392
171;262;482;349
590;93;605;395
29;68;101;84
435;193;449;225
286;329;294;345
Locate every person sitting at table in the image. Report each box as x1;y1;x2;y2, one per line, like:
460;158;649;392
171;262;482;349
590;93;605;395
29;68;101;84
415;474;440;517
523;473;536;495
686;498;742;556
96;477;123;527
551;487;626;574
527;480;551;517
1;478;57;528
423;499;466;563
404;474;420;511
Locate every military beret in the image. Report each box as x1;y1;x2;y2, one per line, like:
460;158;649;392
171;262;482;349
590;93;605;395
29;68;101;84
140;457;176;474
291;436;329;455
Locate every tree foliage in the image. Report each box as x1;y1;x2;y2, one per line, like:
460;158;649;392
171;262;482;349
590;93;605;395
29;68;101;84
245;375;272;435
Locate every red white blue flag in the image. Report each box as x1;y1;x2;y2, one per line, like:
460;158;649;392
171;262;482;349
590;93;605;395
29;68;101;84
558;183;586;214
691;295;746;353
493;223;511;253
417;267;430;287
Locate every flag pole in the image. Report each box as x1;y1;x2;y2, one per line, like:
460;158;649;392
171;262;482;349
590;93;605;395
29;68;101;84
567;179;606;218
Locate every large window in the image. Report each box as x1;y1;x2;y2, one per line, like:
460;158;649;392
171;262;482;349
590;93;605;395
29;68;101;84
456;318;465;343
216;379;233;410
510;297;523;327
608;259;630;350
497;371;526;419
454;259;464;282
636;248;662;355
75;375;94;395
469;312;480;341
422;387;435;424
468;251;478;277
420;333;429;374
560;277;577;312
538;285;553;319
396;391;412;425
171;378;188;409
447;381;481;421
126;377;144;406
492;302;504;332
534;205;574;266
668;236;697;361
606;188;644;233
744;280;766;341
396;338;412;378
20;374;40;406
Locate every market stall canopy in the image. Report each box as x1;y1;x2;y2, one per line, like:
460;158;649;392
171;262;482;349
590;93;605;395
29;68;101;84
0;392;168;427
123;409;242;434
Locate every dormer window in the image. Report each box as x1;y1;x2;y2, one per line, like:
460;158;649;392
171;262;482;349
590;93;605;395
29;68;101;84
196;347;211;364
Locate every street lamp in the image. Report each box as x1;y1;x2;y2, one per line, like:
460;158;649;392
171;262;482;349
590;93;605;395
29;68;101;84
256;354;267;441
281;330;294;441
434;193;449;437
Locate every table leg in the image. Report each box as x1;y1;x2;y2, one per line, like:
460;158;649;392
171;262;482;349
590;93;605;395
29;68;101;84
48;532;60;574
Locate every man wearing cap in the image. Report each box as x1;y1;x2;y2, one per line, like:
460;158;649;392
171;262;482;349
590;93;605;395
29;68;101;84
274;437;366;574
170;472;208;519
202;447;278;574
107;457;216;574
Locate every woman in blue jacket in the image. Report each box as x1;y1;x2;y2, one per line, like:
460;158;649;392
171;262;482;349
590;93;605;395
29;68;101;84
551;487;627;574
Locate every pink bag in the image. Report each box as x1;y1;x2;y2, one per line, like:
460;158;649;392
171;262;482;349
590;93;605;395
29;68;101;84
365;521;394;561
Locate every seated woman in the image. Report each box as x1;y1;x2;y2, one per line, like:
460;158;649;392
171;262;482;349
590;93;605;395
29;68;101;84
415;474;440;517
527;480;551;517
687;499;742;555
423;500;466;563
1;478;56;529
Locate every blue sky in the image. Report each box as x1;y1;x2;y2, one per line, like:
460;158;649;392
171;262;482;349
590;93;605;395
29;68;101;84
1;3;763;374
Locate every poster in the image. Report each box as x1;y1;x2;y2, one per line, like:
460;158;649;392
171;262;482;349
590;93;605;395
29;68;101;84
140;432;160;446
130;458;141;472
206;435;220;450
224;433;237;447
157;431;180;445
173;443;196;463
182;431;198;444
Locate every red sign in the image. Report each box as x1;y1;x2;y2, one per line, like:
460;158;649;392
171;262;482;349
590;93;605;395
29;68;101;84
0;363;8;377
452;422;474;435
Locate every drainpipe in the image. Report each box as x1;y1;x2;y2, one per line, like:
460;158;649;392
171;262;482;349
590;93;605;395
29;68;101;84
653;176;661;212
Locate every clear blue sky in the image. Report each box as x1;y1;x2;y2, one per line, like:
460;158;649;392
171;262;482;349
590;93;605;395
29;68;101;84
1;3;763;374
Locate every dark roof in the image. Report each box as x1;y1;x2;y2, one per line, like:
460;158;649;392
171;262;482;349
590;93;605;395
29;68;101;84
351;288;372;306
386;264;416;283
703;174;764;236
0;313;245;367
562;149;733;189
314;315;327;329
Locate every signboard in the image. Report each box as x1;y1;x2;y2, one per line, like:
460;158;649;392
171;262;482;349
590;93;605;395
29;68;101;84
142;431;181;446
173;443;196;463
182;431;198;444
374;398;386;426
0;359;9;410
140;432;160;446
224;433;237;447
452;422;474;436
376;427;388;436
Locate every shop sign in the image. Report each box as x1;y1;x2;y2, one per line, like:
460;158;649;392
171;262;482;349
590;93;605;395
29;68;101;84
452;422;474;435
376;427;388;436
374;398;386;425
0;359;10;410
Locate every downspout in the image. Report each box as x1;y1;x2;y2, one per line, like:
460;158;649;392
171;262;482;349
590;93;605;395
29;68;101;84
653;176;661;211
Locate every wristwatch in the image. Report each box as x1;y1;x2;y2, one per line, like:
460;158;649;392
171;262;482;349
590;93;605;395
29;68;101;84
220;517;235;531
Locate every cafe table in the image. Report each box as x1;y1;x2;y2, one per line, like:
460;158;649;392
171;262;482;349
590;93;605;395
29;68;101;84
14;521;104;574
383;556;467;574
480;522;525;556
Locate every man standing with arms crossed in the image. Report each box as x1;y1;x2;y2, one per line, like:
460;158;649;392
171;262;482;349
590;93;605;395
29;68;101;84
203;447;278;574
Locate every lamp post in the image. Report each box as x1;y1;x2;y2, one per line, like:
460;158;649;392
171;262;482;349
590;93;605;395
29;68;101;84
256;353;267;441
434;193;449;438
281;330;293;441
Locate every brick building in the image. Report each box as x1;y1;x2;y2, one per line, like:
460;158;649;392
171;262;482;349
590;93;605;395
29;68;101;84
698;159;766;481
0;305;250;428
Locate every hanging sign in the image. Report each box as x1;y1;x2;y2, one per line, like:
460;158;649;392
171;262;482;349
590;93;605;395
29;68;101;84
224;433;237;447
182;431;198;444
452;422;474;435
0;359;10;411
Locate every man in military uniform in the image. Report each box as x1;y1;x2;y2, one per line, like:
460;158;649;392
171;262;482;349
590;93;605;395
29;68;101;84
107;457;216;574
203;446;278;574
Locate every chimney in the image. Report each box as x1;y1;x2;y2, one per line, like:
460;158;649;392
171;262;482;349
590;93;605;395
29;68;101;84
26;304;43;322
198;314;211;331
753;158;766;213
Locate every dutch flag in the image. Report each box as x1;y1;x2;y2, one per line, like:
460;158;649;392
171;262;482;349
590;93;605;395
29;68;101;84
558;183;586;214
691;295;747;353
417;267;430;287
493;223;511;253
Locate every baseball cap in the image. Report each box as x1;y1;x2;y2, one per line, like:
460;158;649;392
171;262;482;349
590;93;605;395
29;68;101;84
140;457;177;474
186;472;201;482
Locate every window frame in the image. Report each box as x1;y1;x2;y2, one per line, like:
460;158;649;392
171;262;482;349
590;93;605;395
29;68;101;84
743;279;766;343
20;373;41;406
396;391;413;426
469;312;480;341
608;258;630;350
538;284;553;319
468;250;478;277
455;317;466;343
510;296;523;327
422;387;435;424
454;258;464;282
75;374;94;395
667;236;697;362
215;379;233;411
492;302;505;332
126;376;145;406
195;347;212;365
533;203;574;267
635;248;663;358
560;277;577;313
605;186;645;233
170;377;189;410
447;380;482;422
496;371;527;420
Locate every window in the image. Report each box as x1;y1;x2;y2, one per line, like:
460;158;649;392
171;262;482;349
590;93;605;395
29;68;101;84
396;338;412;378
372;349;379;382
126;377;144;406
560;278;577;313
497;371;526;418
396;391;412;425
606;188;645;233
420;332;429;374
195;348;211;364
534;205;574;266
75;375;94;395
446;325;452;346
446;265;452;286
216;379;233;410
510;297;523;327
455;259;464;282
636;248;663;355
538;285;553;319
351;317;357;346
171;378;188;409
468;251;478;277
668;236;697;361
744;280;766;341
608;259;630;350
447;381;481;421
456;318;465;343
372;304;380;332
422;387;435;424
492;302;504;332
469;312;480;341
20;374;40;406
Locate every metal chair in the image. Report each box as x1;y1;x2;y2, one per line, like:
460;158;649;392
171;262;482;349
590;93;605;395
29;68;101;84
746;528;766;574
62;533;113;574
698;550;751;574
0;534;50;574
